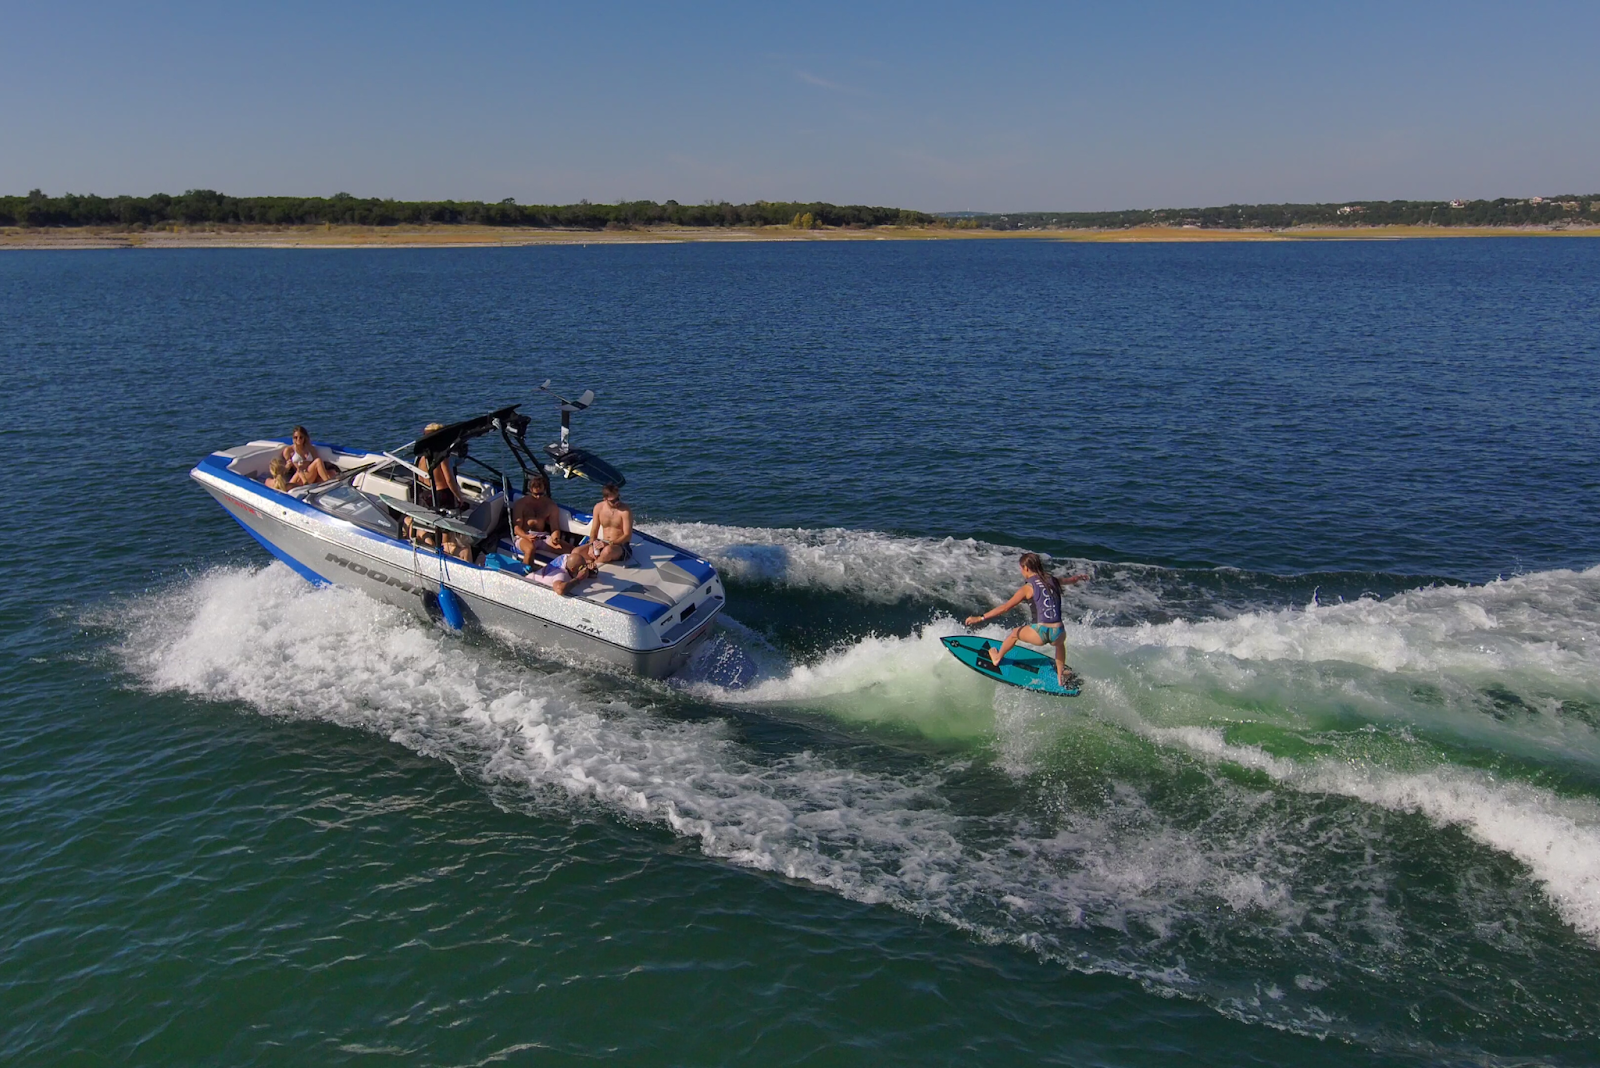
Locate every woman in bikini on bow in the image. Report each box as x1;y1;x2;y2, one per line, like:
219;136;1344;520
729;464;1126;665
280;426;339;486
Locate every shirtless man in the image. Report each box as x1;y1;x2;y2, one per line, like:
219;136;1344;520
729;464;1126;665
589;483;633;565
415;422;466;512
511;473;569;566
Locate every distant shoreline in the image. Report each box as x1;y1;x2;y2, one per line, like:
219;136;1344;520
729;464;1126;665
4;222;1598;250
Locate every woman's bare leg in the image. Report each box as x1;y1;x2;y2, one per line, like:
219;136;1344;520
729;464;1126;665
988;627;1023;667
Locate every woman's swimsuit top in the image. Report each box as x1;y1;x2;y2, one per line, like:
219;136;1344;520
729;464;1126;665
290;447;316;469
1029;576;1063;626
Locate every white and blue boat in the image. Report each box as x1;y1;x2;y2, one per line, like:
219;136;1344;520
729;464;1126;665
190;390;725;677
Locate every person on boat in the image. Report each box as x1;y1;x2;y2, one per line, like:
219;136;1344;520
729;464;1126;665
512;473;570;564
280;426;339;486
441;529;482;565
964;552;1088;687
414;422;467;512
530;540;604;596
266;456;293;493
589;483;633;565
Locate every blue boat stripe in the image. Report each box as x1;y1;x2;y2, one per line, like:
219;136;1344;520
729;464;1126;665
194;455;395;549
605;592;670;622
228;513;332;586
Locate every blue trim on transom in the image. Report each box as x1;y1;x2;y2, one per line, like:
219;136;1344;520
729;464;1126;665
606;593;670;622
670;556;715;584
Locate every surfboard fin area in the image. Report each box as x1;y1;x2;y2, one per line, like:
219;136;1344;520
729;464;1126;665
941;635;1081;696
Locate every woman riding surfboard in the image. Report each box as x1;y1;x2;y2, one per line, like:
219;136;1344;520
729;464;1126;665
965;553;1087;688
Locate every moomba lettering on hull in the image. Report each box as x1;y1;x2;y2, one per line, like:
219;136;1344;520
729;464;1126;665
325;553;426;597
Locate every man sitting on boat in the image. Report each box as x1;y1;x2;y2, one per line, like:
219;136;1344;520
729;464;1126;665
590;483;633;564
512;473;570;564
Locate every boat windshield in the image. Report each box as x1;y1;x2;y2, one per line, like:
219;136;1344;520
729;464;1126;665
305;482;400;537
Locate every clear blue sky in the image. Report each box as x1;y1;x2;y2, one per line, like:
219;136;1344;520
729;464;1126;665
5;0;1596;212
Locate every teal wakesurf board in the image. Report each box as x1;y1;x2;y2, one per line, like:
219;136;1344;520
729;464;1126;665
941;635;1082;697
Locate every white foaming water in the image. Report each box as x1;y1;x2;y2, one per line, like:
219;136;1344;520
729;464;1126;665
657;520;1600;682
650;521;1124;610
685;620;1006;738
648;521;1019;600
1138;723;1600;940
115;555;1600;1044
116;567;1360;1013
667;549;1600;944
692;571;1600;745
1105;564;1600;679
694;618;972;700
121;566;958;906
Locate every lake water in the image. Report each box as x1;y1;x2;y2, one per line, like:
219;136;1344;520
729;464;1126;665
3;237;1599;1066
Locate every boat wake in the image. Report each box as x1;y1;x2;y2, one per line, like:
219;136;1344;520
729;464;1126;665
111;525;1600;1056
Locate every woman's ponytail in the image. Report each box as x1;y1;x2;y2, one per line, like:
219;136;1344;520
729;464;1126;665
1019;552;1062;598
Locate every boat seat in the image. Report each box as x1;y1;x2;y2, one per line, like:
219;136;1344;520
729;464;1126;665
579;573;677;605
465;495;509;547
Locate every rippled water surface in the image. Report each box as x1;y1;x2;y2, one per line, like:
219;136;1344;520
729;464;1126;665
3;239;1600;1066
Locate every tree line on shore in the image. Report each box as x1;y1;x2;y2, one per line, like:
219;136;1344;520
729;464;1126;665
952;196;1600;231
0;190;927;229
3;189;1596;231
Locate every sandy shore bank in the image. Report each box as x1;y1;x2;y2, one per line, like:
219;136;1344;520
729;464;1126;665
3;222;1597;249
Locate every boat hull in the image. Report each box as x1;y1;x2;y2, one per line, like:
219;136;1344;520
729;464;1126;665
193;459;719;678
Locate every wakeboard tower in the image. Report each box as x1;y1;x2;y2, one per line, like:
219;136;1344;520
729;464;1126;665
941;635;1082;697
538;381;626;486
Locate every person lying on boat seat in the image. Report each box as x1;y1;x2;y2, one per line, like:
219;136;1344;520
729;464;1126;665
512;473;570;565
589;482;633;565
281;426;339;486
528;541;604;596
414;422;467;512
267;457;293;493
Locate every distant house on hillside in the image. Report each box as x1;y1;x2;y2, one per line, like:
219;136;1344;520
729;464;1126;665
1450;199;1467;208
1337;205;1366;216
